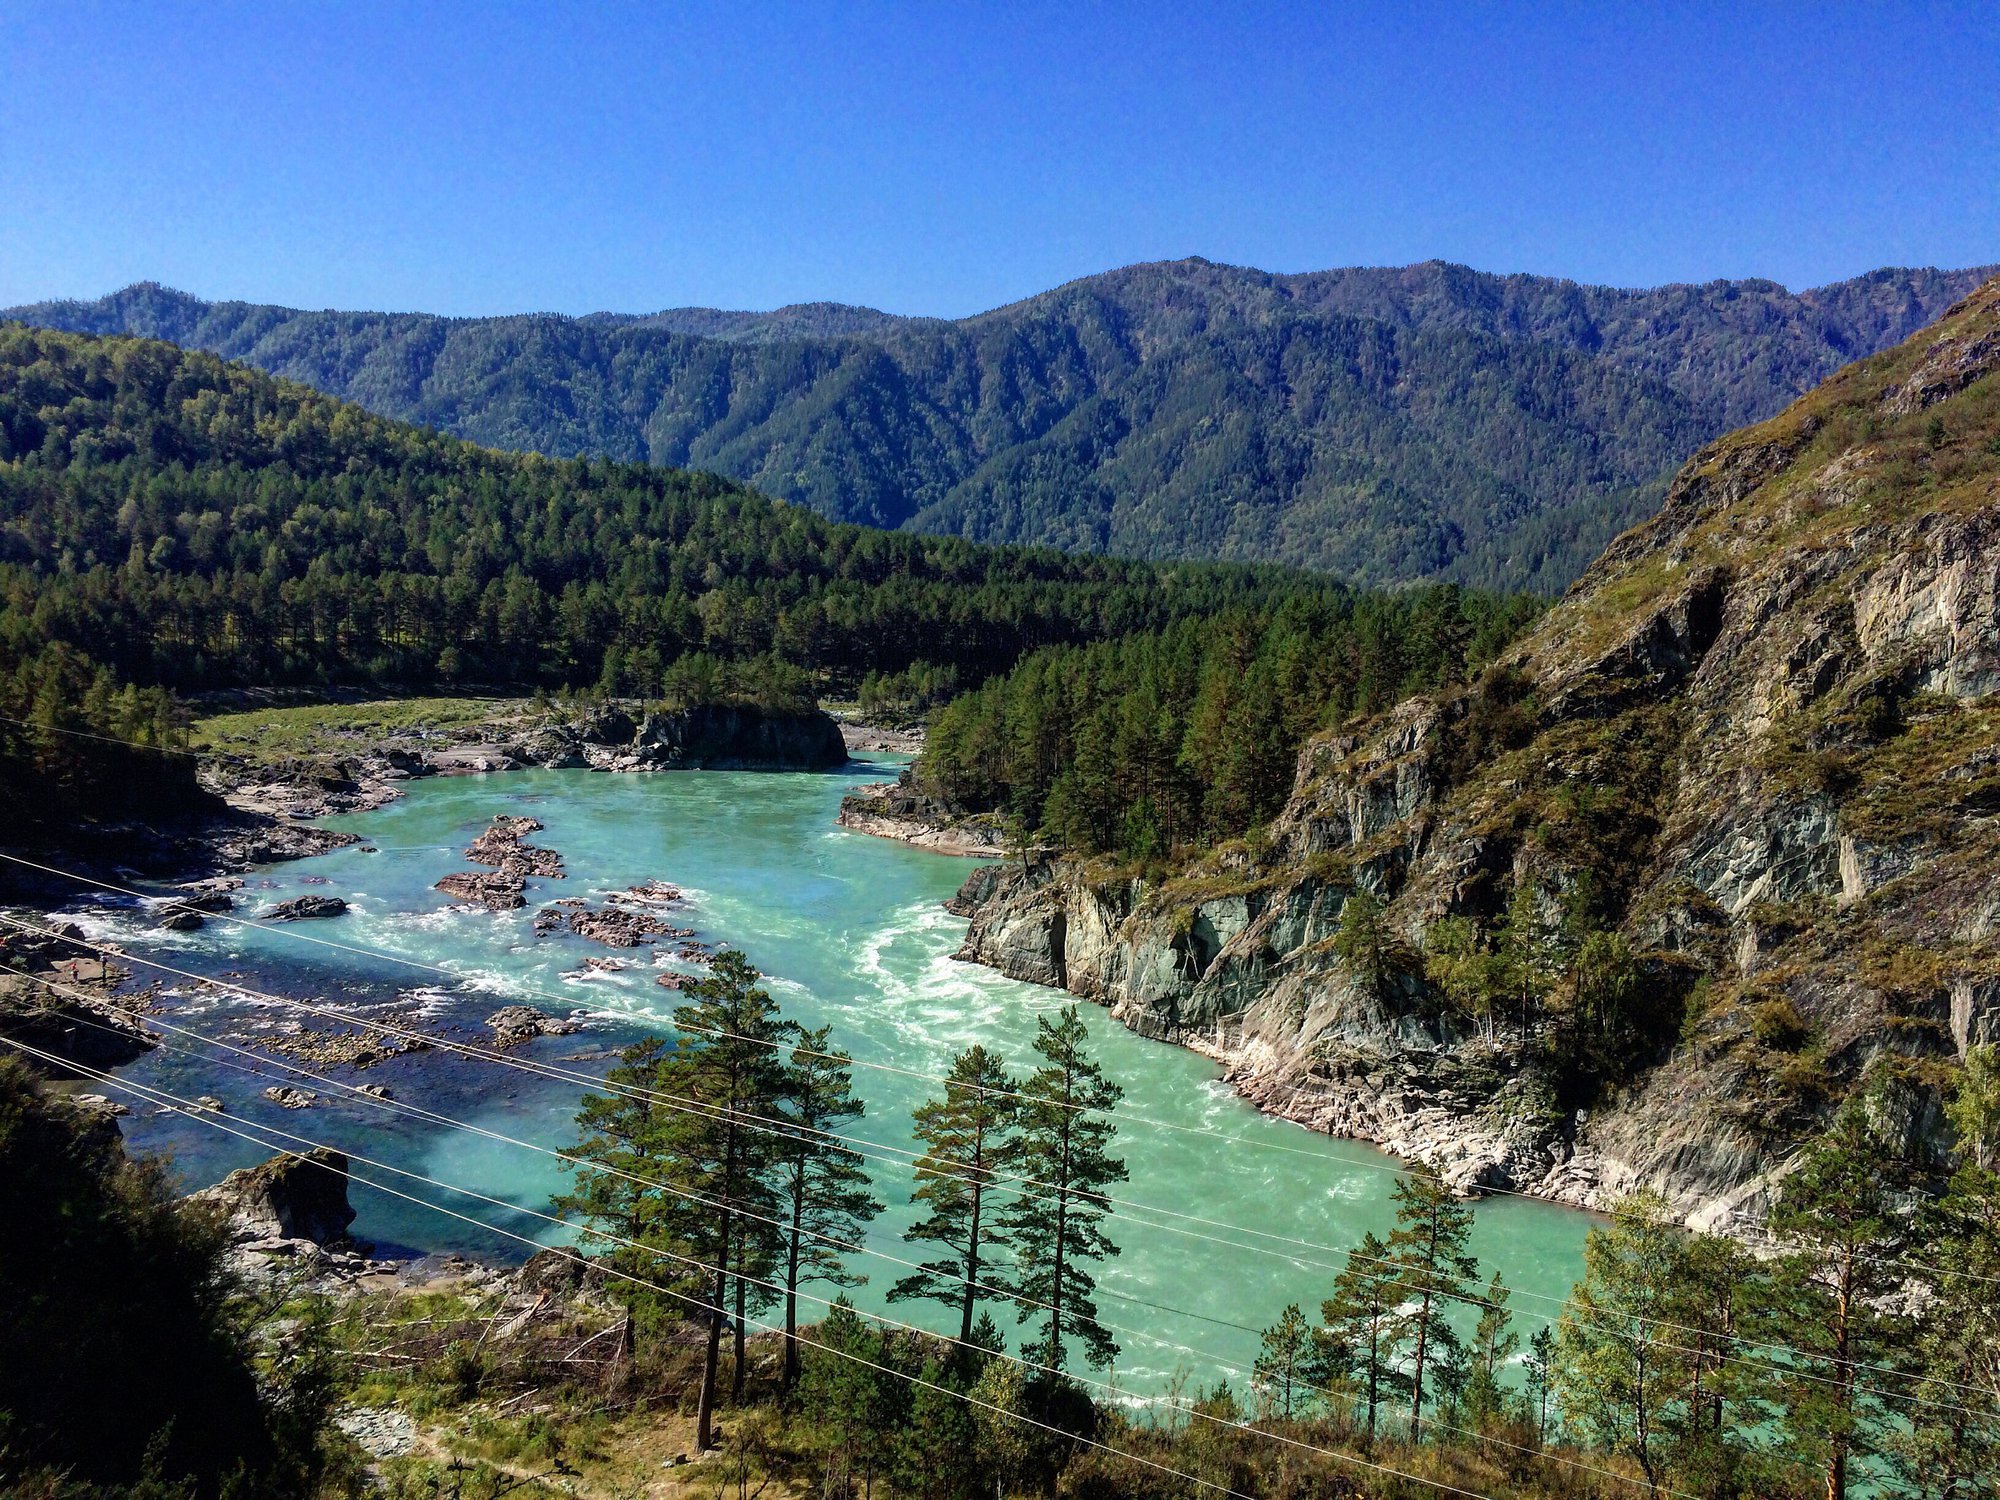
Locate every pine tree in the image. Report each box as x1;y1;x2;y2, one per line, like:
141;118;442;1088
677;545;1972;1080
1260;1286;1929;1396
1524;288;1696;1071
1769;1103;1912;1500
1464;1269;1519;1430
890;1044;1020;1350
1890;1140;2000;1499
774;1026;883;1389
1524;1324;1557;1446
556;1035;689;1361
1555;1190;1690;1494
1315;1228;1406;1442
892;1359;982;1500
1386;1172;1480;1444
1663;1225;1773;1498
799;1298;885;1500
999;1005;1127;1372
1331;889;1410;1002
1252;1304;1315;1422
650;950;792;1450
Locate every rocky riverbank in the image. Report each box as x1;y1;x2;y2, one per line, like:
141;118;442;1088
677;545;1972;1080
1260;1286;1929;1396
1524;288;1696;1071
0;696;855;895
837;766;1005;857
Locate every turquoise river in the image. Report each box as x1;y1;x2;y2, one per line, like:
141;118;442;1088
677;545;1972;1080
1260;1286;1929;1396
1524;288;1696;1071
73;756;1595;1395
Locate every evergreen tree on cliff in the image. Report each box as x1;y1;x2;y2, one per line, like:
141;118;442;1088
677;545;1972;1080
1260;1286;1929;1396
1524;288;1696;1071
890;1043;1021;1350
772;1025;883;1388
998;1006;1127;1373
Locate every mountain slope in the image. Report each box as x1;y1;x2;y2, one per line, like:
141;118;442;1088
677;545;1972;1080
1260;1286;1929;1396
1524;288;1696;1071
10;260;1990;591
0;323;1529;836
946;274;2000;1224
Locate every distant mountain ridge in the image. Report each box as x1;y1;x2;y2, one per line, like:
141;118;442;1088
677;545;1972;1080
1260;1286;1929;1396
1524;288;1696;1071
9;258;1993;590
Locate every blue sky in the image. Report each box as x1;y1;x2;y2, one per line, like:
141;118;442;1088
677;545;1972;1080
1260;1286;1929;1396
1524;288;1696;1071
4;1;1995;317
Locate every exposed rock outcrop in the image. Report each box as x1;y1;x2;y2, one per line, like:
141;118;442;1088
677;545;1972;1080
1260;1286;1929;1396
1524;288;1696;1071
0;970;157;1075
839;769;1004;856
261;895;349;922
435;815;566;910
950;275;2000;1226
485;1006;580;1047
191;1147;357;1246
520;702;847;773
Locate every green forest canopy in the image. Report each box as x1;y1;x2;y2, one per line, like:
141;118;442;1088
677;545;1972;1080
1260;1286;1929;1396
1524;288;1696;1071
0;323;1534;833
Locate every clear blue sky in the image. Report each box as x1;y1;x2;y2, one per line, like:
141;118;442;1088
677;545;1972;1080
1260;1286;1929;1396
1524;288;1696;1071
4;1;1995;317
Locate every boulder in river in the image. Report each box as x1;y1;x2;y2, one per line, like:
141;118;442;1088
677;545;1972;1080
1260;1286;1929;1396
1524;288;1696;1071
486;1006;580;1047
261;895;348;922
435;869;528;910
156;905;206;931
262;1086;319;1109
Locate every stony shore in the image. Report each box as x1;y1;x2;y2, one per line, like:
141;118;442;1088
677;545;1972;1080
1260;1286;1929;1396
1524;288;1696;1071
835;766;1005;858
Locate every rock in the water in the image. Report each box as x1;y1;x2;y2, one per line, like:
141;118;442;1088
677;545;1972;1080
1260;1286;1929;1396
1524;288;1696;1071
435;869;528;910
261;895;348;922
486;1006;580;1047
436;814;567;909
262;1085;318;1109
156;905;205;931
190;1147;356;1245
171;882;239;913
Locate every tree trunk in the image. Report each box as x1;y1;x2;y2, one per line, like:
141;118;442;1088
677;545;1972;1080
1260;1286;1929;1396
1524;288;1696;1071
732;1267;748;1401
959;1175;983;1348
698;1261;726;1451
1409;1288;1431;1444
784;1185;804;1389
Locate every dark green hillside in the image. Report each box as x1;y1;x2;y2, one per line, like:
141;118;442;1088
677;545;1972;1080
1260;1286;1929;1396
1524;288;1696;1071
12;259;1989;591
0;324;1526;829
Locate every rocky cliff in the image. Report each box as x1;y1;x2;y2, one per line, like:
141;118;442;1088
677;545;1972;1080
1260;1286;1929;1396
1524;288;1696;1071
513;702;848;773
952;275;2000;1230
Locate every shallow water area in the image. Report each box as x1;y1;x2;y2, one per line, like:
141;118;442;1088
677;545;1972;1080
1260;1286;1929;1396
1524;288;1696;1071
85;755;1593;1394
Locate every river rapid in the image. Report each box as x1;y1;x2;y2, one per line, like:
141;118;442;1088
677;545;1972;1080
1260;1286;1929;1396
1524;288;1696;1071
76;756;1594;1394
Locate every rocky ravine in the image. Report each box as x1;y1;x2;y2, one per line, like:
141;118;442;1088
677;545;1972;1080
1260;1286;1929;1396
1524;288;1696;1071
952;275;2000;1232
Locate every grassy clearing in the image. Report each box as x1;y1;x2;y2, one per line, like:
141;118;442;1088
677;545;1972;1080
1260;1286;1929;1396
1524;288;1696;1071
191;696;528;763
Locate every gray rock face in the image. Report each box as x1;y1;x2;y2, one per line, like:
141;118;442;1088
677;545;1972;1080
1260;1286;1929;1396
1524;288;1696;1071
522;703;847;773
191;1147;357;1246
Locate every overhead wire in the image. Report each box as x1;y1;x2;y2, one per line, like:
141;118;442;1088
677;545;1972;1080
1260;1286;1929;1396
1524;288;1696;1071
0;844;1924;1282
16;937;1995;1425
26;980;1725;1493
6;1035;1536;1500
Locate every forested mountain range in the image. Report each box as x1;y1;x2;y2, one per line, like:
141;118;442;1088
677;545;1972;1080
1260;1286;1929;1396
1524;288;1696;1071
11;259;1991;591
0;323;1530;829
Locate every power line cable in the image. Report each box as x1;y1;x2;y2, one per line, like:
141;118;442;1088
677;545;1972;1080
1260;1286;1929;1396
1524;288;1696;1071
5;1036;1536;1500
29;985;1721;1491
16;940;1990;1424
0;847;1875;1266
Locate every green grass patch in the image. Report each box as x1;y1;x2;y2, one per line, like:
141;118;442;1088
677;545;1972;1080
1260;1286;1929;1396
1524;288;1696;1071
191;695;525;762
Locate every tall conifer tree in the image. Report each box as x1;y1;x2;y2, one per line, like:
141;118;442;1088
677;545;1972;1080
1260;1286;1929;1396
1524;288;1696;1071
999;1006;1127;1372
773;1025;883;1388
890;1044;1020;1348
